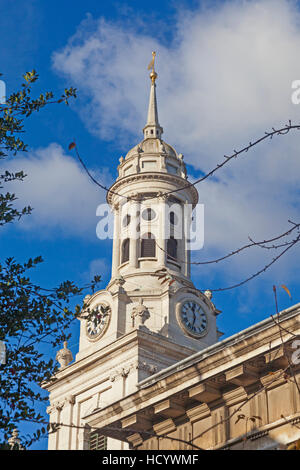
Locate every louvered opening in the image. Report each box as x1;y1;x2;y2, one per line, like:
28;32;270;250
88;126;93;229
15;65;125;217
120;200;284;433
121;238;130;263
167;237;177;260
141;233;156;258
89;432;107;451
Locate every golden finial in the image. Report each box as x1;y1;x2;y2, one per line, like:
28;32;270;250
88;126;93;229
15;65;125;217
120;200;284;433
147;51;157;84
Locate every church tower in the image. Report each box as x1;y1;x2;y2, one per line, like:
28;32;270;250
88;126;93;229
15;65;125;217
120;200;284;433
44;54;221;450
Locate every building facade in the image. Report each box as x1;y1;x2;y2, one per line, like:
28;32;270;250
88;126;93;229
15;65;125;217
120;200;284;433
44;59;300;451
84;303;300;450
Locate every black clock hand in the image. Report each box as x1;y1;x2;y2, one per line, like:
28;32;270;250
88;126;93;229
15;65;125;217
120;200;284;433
191;304;196;326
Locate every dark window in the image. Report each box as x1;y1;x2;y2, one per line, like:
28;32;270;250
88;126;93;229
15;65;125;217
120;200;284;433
169;211;178;225
142;208;156;221
121;238;130;263
141;233;156;258
122;214;131;227
89;432;107;450
167;237;177;260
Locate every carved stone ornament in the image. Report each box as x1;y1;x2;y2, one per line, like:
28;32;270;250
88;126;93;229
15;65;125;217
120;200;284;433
107;173;199;206
157;190;169;202
46;401;63;414
249;430;269;441
56;341;73;369
115;275;126;287
109;370;119;382
134;360;158;375
131;299;150;327
127;191;139;201
47;395;75;414
8;429;24;450
65;394;76;406
109;366;130;382
109;361;158;381
204;290;213;300
159;141;166;153
203;289;220;314
46;404;56;415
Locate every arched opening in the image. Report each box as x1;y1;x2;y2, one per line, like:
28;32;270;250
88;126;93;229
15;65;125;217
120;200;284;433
169;211;178;226
122;214;131;227
167;236;177;261
121;238;130;263
140;233;156;258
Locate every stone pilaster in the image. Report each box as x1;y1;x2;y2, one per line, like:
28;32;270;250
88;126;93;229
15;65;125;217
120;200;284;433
112;203;120;277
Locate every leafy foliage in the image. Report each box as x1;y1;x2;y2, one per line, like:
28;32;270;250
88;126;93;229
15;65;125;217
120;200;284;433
0;72;100;448
0;70;76;226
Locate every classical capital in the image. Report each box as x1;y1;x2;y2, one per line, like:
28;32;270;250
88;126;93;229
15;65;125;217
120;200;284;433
64;394;75;406
157;190;169;202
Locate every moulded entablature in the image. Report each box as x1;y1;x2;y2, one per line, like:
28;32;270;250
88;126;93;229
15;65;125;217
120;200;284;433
116;137;187;180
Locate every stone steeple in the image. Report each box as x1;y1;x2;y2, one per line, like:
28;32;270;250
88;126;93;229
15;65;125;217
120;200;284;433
43;52;221;452
143;51;163;140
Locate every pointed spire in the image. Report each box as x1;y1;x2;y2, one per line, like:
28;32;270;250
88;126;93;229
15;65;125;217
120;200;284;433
143;52;163;140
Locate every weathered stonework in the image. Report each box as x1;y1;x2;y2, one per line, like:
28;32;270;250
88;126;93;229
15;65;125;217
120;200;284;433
82;304;300;450
43;63;300;452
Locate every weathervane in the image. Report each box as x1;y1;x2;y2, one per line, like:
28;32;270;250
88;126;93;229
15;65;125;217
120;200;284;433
147;51;157;84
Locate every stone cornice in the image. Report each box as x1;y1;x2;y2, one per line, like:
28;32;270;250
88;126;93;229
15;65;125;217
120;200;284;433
82;305;300;431
138;303;300;388
153;418;176;435
107;272;194;293
215;412;300;450
186;403;210;423
47;394;75;414
106;172;198;206
42;327;196;394
120;146;182;169
109;360;158;382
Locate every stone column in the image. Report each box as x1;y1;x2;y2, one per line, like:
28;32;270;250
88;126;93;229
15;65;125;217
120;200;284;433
183;237;191;278
109;366;130;401
129;201;140;268
183;201;190;278
46;402;63;450
58;395;75;450
157;196;166;267
212;406;228;446
112;203;120;278
77;424;91;450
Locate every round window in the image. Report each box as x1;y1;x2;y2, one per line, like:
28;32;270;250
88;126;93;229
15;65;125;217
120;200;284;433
142;208;156;221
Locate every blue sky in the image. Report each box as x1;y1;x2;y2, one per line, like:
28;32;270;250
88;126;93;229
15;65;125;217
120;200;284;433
1;0;300;448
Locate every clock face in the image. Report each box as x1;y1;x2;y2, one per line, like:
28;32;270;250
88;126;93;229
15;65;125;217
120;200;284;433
86;304;111;340
179;300;208;338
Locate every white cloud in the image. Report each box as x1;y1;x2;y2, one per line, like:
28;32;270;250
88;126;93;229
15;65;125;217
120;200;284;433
3;143;112;238
84;257;111;284
52;0;300;283
52;1;300;157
